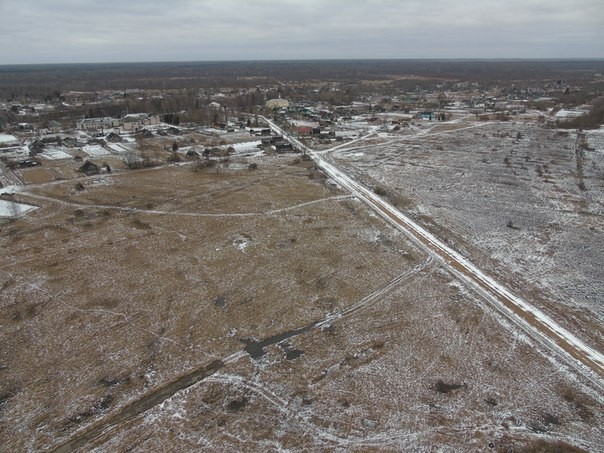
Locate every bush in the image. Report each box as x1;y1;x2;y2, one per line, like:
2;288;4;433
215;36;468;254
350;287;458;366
166;152;182;163
373;186;387;196
193;159;217;172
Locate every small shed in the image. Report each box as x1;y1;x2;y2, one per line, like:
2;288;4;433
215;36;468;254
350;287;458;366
79;160;100;176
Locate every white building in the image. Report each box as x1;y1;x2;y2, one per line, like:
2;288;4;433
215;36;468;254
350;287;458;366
122;113;159;131
266;98;289;109
76;117;121;131
76;114;159;132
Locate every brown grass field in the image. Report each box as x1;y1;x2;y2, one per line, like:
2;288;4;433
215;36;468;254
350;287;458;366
1;156;603;451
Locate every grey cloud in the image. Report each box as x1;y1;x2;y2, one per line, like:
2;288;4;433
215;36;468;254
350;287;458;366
0;0;602;63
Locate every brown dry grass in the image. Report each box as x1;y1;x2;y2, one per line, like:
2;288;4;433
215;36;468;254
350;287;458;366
1;156;603;452
0;157;419;450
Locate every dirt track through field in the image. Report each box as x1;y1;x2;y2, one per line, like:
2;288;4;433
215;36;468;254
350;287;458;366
49;260;428;452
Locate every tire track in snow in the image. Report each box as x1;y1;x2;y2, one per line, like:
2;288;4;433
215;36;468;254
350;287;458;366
50;259;431;452
317;155;604;386
316;255;434;329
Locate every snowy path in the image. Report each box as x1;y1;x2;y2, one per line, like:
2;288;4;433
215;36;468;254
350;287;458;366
262;116;604;388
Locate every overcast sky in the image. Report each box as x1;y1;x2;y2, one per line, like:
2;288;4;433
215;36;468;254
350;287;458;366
1;0;603;64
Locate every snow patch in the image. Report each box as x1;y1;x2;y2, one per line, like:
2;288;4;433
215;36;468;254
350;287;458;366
0;133;18;144
232;140;262;153
0;199;38;218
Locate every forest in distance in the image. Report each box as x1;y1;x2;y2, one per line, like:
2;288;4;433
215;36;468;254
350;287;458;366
1;59;604;99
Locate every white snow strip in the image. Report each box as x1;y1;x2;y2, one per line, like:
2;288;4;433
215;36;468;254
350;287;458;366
232;140;262;152
107;143;134;154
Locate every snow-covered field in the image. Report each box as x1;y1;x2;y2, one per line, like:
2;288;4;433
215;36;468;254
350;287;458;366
0;145;29;159
107;142;135;154
327;119;604;353
231;140;261;153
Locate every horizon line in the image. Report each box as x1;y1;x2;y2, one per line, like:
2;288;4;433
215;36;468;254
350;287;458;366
2;57;604;67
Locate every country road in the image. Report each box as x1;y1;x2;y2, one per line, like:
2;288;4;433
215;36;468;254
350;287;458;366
262;116;604;388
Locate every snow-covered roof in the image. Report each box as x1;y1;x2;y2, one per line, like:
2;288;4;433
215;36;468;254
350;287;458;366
123;113;148;121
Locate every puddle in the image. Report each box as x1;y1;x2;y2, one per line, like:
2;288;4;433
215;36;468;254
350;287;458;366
434;380;466;394
285;349;304;360
225;162;249;170
241;321;317;359
214;296;226;308
279;341;305;360
227;397;249;412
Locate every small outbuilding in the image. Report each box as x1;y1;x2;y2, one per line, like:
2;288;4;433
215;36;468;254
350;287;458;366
79;160;100;176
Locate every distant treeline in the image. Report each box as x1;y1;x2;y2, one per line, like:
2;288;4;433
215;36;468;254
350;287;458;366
1;59;604;100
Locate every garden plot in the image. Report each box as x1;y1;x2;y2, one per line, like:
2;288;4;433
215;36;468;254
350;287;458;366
39;147;72;160
107;142;136;154
231;140;262;153
0;145;29;159
82;144;111;157
0;133;19;144
585;128;604;153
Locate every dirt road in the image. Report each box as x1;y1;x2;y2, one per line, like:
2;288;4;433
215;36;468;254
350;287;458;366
263;116;604;388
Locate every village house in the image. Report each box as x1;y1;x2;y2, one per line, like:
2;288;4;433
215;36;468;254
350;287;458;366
79;160;100;176
275;142;294;153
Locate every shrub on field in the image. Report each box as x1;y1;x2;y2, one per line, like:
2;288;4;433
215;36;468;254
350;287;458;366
373;186;387;196
166;152;182;163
